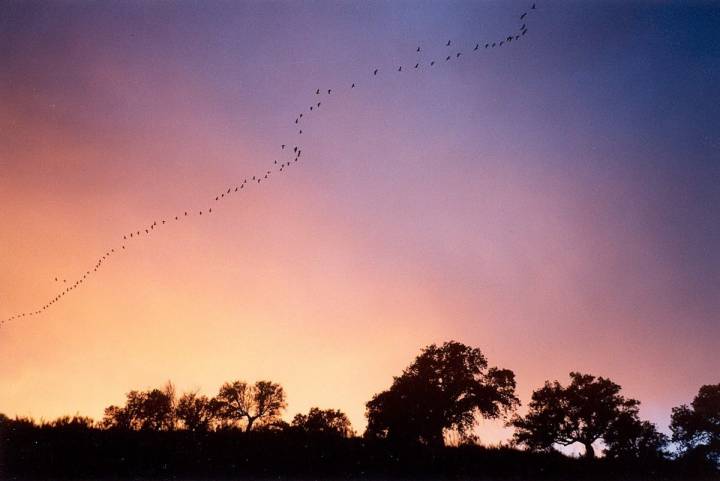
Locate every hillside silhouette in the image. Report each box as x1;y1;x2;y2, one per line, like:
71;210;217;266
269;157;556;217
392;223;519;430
2;341;718;480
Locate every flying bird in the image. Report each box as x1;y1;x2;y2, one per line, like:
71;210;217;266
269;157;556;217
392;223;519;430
446;40;451;46
327;89;332;94
521;12;527;19
532;3;536;9
373;68;378;75
416;46;421;52
351;83;355;88
474;44;479;50
414;63;419;68
456;52;461;57
316;89;320;94
398;66;402;71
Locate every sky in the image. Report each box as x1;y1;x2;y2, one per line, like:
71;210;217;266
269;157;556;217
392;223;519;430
1;0;719;448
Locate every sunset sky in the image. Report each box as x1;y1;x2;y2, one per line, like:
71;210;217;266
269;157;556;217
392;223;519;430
1;1;718;447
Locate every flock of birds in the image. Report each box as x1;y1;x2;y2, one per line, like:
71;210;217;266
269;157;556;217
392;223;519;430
1;4;537;327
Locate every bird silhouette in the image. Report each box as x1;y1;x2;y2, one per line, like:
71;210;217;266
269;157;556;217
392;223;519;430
414;63;419;68
316;88;320;94
532;3;536;9
446;40;451;46
474;44;479;50
417;46;421;52
521;12;527;19
430;60;435;66
398;66;402;71
373;68;378;75
456;52;461;57
327;89;332;94
351;83;355;88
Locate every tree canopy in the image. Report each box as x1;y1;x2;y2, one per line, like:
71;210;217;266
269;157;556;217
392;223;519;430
292;407;354;437
671;383;720;465
511;372;663;459
215;380;287;431
365;341;519;447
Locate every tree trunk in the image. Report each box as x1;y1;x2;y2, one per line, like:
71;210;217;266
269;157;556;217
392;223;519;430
246;417;255;432
583;442;595;459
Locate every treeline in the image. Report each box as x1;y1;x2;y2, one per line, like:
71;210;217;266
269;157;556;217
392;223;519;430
1;341;718;479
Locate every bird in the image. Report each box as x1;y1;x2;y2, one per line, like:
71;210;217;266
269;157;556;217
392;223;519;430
351;83;355;88
456;52;461;57
446;40;451;46
515;35;520;40
316;88;320;94
373;69;378;75
317;102;321;107
522;29;527;35
327;89;332;94
299;130;302;134
294;146;298;152
310;106;313;111
500;41;504;46
299;113;303;118
485;43;489;48
416;46;421;52
446;55;451;61
492;42;496;47
430;60;435;66
532;3;536;9
414;63;419;68
398;66;402;71
521;12;527;19
521;24;526;30
295;119;298;124
474;44;479;50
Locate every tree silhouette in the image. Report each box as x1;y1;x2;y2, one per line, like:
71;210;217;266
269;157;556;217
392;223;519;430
603;410;667;460
102;382;176;430
365;341;519;447
215;380;286;431
176;391;218;431
511;372;643;459
671;383;720;465
292;407;354;437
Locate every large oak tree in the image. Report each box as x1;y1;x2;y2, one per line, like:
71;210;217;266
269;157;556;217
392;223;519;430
365;341;519;447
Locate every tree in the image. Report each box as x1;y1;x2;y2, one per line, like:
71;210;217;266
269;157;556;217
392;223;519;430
215;380;286;431
603;410;667;460
176;391;218;432
671;383;720;465
292;407;354;437
512;372;643;459
365;341;519;447
101;382;176;431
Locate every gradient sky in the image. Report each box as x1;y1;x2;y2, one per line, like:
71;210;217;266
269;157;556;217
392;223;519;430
1;0;718;448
